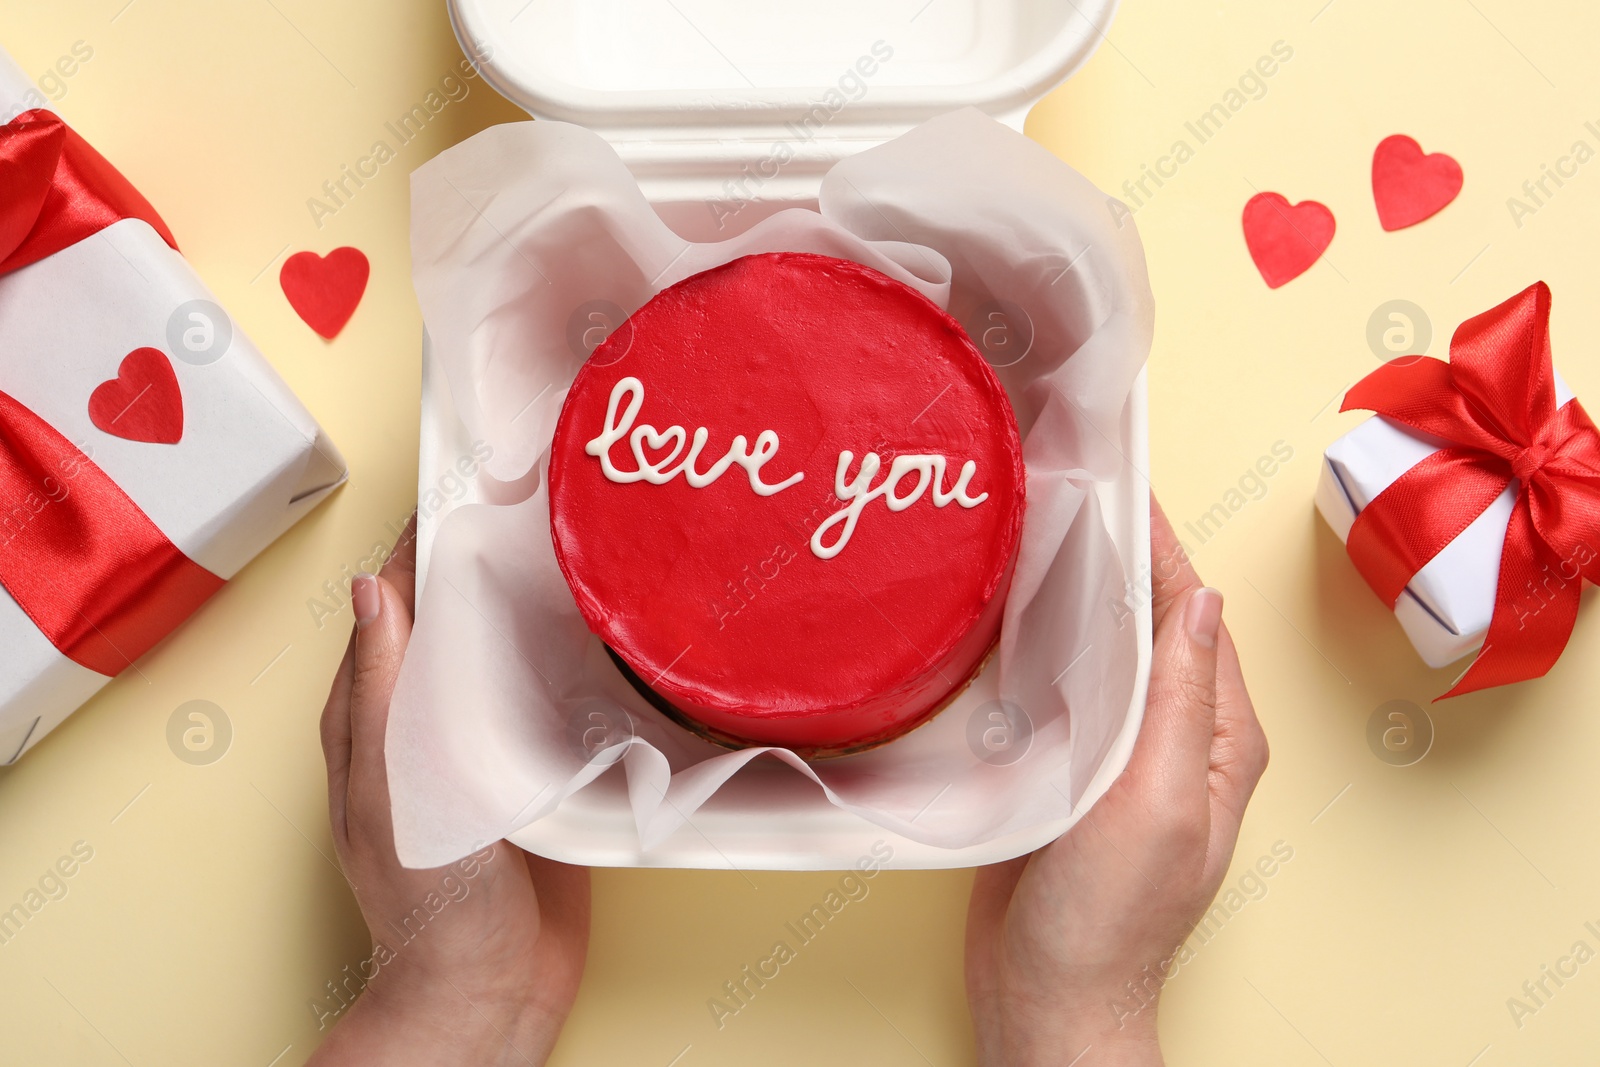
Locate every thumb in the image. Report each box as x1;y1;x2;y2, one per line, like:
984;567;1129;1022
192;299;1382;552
1134;586;1224;801
346;572;413;849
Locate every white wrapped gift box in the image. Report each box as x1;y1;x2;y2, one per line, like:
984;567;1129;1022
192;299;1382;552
1315;371;1576;669
0;47;346;763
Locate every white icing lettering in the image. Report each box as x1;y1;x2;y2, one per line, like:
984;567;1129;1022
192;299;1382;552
585;377;991;561
629;424;686;480
586;377;804;496
810;452;989;560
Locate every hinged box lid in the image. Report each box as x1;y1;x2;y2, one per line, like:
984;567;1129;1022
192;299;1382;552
449;0;1116;203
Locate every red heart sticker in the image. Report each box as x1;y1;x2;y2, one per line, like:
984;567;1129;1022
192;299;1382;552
89;348;184;444
1372;134;1463;231
280;247;369;339
1242;192;1336;288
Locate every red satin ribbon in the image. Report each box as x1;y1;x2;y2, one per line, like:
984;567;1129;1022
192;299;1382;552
0;110;219;677
0;109;176;271
0;392;223;675
1342;282;1600;698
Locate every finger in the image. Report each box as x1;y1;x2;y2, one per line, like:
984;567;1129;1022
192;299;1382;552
525;853;592;960
963;856;1030;1001
1206;623;1270;835
346;573;415;856
525;852;592;934
380;512;419;616
1132;584;1224;803
1148;495;1203;633
319;631;358;850
967;856;1029;927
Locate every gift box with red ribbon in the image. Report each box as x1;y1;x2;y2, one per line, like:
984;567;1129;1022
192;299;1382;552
0;49;345;762
1316;282;1600;697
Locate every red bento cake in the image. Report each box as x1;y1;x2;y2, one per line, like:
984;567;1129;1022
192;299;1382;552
548;252;1026;758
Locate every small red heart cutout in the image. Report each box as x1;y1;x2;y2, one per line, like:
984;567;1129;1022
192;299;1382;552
1372;135;1462;231
280;247;369;339
1242;193;1336;288
0;112;68;266
89;348;184;444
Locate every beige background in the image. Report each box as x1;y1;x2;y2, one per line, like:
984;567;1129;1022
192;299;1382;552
1;1;1597;1063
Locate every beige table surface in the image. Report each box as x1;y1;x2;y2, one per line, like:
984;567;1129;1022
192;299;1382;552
2;1;1598;1064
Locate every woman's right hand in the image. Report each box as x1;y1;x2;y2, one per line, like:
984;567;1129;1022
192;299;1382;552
964;496;1270;1065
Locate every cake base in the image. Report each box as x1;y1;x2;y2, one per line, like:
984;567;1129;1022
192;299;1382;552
605;637;1000;762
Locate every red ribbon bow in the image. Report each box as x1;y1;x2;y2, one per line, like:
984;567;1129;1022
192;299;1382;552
0;110;220;678
0;109;175;269
1343;282;1600;698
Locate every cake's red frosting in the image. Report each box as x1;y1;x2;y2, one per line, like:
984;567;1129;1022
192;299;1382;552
548;252;1025;756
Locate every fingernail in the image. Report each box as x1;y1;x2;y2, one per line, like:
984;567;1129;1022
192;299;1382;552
353;574;381;629
1185;587;1223;649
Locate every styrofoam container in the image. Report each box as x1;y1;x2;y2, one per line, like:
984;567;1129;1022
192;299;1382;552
415;0;1151;868
448;0;1118;212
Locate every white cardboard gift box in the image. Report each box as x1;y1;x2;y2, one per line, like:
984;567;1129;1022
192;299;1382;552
0;48;346;763
1315;372;1576;669
415;0;1151;869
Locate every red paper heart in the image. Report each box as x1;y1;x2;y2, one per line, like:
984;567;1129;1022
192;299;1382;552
89;348;184;444
1242;193;1336;288
280;247;369;339
0;112;66;263
1372;135;1462;231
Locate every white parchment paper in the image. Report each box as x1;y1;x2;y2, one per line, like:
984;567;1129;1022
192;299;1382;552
391;109;1153;867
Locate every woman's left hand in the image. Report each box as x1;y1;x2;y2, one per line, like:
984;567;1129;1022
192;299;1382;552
308;516;590;1067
